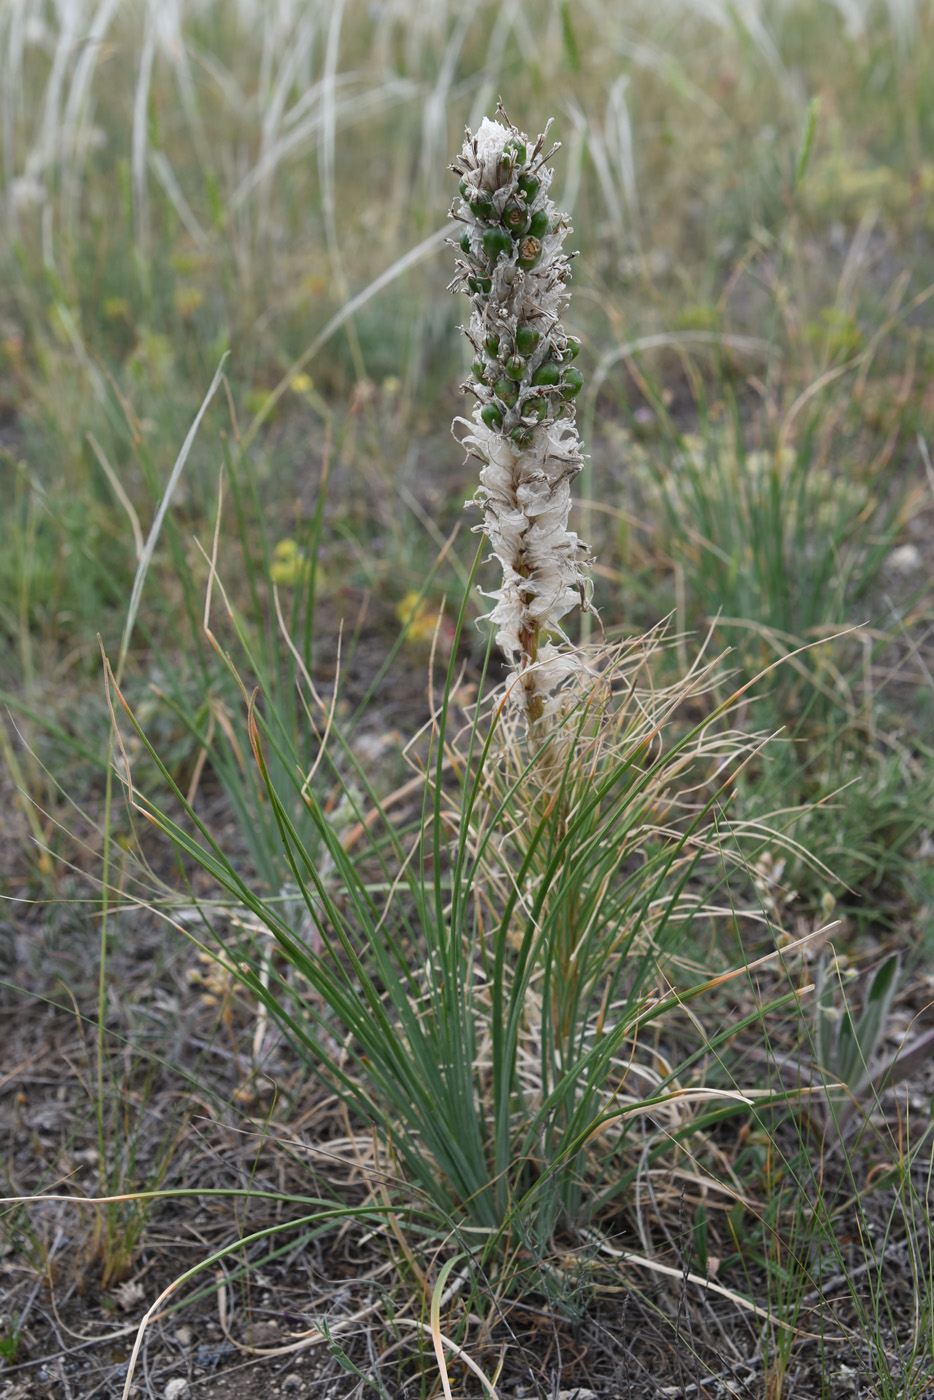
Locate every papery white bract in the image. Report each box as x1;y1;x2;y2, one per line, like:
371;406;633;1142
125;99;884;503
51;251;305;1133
450;106;593;726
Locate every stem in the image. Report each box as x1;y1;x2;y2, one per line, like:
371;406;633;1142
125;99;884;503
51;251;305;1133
518;592;544;732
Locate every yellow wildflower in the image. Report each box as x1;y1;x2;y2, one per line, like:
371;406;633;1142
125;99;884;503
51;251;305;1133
270;539;311;587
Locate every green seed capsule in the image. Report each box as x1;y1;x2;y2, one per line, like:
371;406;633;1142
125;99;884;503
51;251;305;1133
518;175;540;203
483;333;500;357
481;402;503;429
494;376;518;407
528;208;550;240
472;191;494;219
561;367;584;399
458;179;469;199
505;354;525;381
510;426;533;447
471;359;486;381
564;337;581;360
503;139;527;165
515;324;540;356
459;229;471;254
531;361;561;387
526;400;549;422
482;226;512;263
516;235;543;270
502;200;529;235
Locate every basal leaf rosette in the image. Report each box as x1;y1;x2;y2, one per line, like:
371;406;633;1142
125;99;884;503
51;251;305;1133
450;106;593;728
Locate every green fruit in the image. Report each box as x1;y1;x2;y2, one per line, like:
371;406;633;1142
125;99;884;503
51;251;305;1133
482;226;512;262
516;235;542;270
515;324;540;356
528;208;550;239
531;361;560;387
494;376;518;407
467;275;492;294
471;359;486;381
518;175;540;203
502;200;529;235
561;367;584;399
458;179;469;199
459;229;471;254
505;354;525;381
481;403;503;429
483;333;500;357
504;139;527;165
472;191;494;219
564;337;581;360
526;400;549;422
510;426;533;447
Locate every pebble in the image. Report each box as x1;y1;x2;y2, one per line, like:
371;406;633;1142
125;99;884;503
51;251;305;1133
887;543;922;575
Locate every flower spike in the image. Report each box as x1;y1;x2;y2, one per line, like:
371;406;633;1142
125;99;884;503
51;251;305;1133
450;105;593;729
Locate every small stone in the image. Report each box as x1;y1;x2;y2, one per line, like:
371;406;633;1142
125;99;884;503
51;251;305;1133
282;1377;304;1392
887;543;921;575
164;1380;189;1400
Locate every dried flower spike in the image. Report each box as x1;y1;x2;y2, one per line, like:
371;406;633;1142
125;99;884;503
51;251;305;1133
450;105;592;730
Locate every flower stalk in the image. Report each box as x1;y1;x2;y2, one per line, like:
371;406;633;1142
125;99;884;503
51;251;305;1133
450;105;593;736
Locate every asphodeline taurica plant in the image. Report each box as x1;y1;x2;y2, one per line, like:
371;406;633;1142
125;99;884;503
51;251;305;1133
450;106;593;732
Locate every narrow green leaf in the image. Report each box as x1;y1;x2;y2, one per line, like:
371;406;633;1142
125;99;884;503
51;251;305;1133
559;0;581;72
794;96;821;192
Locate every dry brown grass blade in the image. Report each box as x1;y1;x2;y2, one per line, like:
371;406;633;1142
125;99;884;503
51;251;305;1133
585;1234;845;1342
426;1271;504;1400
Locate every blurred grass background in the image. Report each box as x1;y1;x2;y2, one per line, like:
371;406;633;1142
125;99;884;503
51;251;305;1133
0;0;932;936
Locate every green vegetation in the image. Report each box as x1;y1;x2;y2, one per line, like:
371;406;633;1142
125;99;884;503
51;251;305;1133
0;1;932;1396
